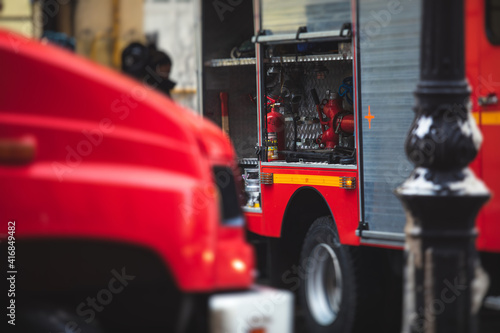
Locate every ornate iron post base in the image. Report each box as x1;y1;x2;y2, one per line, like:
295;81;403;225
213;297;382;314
395;0;490;332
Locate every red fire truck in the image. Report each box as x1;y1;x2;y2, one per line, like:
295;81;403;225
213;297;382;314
198;0;500;332
0;30;294;332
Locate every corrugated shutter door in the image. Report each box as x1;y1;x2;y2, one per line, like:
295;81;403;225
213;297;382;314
262;0;351;34
358;0;420;233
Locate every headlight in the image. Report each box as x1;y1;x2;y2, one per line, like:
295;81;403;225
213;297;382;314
213;166;245;227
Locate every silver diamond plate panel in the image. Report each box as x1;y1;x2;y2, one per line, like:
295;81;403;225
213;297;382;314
265;59;353;151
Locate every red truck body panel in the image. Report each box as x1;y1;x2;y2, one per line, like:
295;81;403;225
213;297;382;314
466;0;500;253
252;166;360;245
0;30;254;291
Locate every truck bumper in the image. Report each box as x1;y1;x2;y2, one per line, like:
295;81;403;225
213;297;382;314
209;285;294;333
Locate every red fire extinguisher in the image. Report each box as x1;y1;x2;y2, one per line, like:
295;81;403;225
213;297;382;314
266;97;285;160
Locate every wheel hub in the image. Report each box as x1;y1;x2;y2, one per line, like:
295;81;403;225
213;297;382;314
305;243;343;326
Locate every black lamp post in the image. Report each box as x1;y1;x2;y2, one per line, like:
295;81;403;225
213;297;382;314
395;0;490;332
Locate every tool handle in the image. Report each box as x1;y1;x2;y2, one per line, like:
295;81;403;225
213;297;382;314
220;92;229;135
311;89;320;106
220;92;228;116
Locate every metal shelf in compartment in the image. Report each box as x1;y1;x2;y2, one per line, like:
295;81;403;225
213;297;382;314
269;54;353;64
204;58;256;67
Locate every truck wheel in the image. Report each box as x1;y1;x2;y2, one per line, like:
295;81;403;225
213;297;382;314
298;216;356;333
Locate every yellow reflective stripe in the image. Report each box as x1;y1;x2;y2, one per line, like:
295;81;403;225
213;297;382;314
481;111;500;125
273;174;342;187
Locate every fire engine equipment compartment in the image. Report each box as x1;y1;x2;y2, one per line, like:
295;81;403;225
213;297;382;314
261;40;355;165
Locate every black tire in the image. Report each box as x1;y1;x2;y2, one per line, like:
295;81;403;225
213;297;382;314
298;216;356;333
